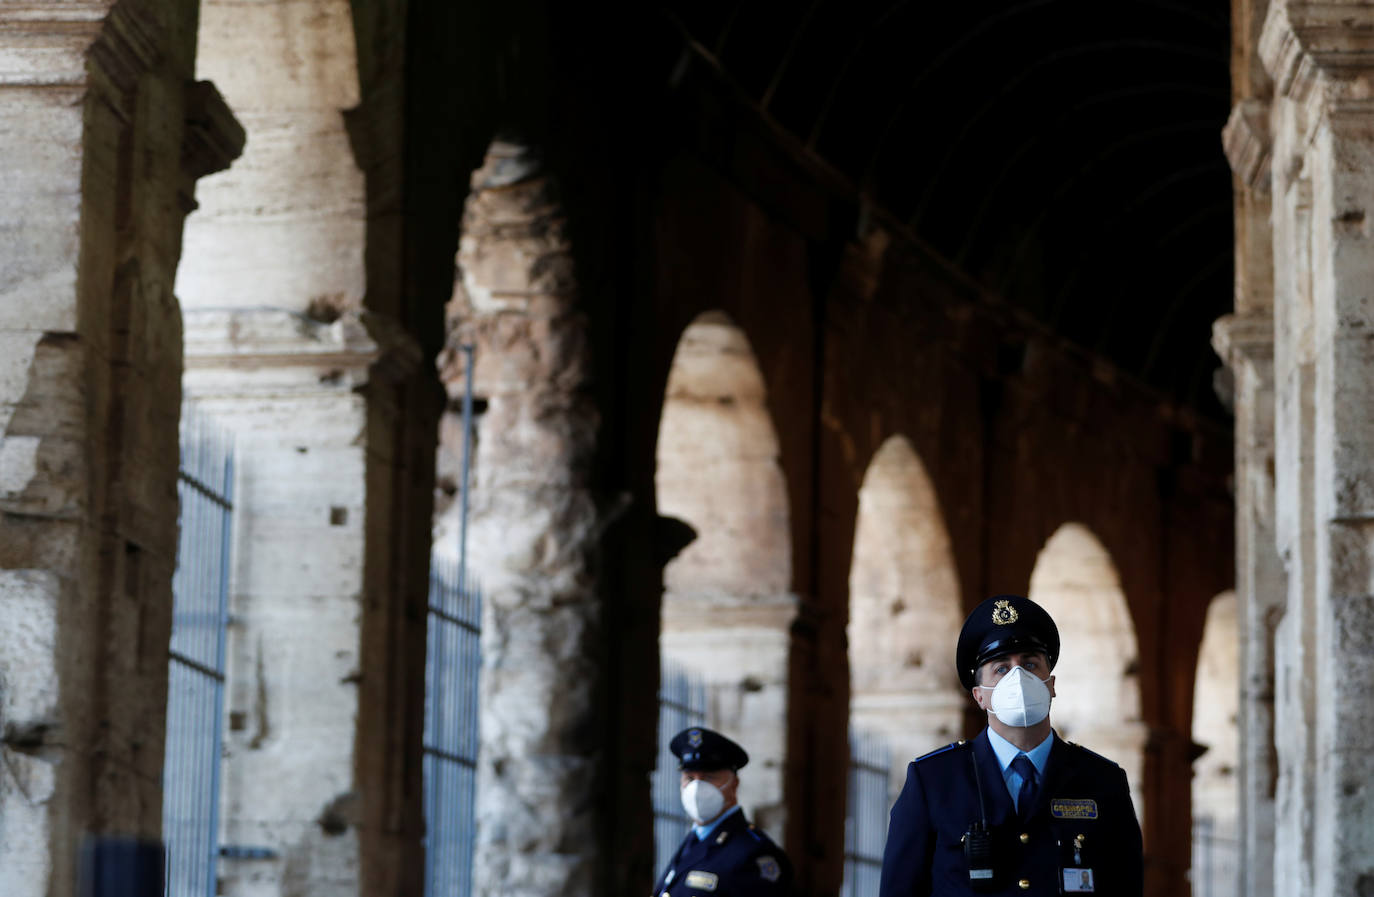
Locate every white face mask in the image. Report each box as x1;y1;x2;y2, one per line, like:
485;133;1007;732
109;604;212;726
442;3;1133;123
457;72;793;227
978;665;1052;728
680;778;726;824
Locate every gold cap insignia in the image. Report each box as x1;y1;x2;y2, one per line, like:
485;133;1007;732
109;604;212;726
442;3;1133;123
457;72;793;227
992;599;1019;625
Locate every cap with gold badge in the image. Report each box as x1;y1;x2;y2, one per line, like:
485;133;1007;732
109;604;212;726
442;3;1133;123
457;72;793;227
955;594;1061;691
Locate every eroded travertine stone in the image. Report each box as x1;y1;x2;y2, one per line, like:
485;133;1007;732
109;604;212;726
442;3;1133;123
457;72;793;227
180;310;374;897
1220;4;1374;895
0;1;242;892
437;142;602;897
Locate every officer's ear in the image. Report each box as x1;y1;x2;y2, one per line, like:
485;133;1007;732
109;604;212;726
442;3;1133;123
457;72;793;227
1047;674;1056;698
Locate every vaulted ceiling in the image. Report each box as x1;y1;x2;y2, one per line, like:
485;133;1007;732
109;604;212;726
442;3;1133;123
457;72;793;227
653;0;1234;418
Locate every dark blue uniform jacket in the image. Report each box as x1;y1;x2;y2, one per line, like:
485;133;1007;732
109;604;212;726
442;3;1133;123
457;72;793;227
654;808;792;897
879;730;1143;897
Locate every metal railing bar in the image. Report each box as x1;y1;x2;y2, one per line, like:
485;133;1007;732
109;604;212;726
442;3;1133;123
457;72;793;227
168;651;227;683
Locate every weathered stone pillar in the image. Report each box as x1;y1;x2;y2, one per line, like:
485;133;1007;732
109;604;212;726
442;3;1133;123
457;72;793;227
0;2;241;893
1216;88;1282;897
439;143;603;897
173;1;376;893
1258;5;1374;894
1212;305;1282;897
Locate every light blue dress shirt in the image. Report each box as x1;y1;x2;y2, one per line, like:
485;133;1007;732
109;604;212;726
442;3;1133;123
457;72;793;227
986;728;1053;813
692;803;742;841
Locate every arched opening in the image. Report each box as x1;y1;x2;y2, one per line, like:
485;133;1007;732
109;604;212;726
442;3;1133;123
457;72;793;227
170;1;372;891
847;435;963;786
1028;523;1146;821
1191;591;1239;897
655;311;795;842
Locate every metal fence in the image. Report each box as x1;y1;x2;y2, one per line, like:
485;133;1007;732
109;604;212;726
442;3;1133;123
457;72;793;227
1191;815;1240;897
652;661;709;873
162;408;234;897
423;554;482;897
843;729;893;897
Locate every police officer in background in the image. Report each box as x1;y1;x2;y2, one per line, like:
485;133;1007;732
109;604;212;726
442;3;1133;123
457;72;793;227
879;594;1143;897
654;727;792;896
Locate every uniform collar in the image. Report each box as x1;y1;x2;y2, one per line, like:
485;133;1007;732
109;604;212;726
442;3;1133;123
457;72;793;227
692;804;742;841
986;726;1054;777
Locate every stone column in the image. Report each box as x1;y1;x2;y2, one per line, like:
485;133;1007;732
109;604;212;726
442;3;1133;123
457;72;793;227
172;1;378;894
439;143;604;897
1259;5;1374;894
1213;308;1281;897
1217;89;1282;897
0;2;241;894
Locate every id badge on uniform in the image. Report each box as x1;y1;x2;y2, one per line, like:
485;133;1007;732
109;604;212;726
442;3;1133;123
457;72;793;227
1062;868;1094;892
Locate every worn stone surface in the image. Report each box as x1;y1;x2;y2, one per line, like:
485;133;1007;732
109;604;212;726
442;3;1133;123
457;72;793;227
173;2;373;893
1213;309;1281;897
438;143;601;897
0;1;237;892
1221;4;1374;895
175;0;364;316
180;311;374;897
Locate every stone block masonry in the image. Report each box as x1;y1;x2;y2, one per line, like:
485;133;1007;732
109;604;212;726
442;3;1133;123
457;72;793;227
0;1;241;893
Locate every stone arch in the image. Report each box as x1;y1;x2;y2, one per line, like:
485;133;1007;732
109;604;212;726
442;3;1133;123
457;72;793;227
655;311;795;838
847;435;963;788
1028;523;1146;820
1191;591;1239;892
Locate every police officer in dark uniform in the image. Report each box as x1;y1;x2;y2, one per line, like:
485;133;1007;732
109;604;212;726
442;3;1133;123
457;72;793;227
653;727;792;896
879;595;1143;897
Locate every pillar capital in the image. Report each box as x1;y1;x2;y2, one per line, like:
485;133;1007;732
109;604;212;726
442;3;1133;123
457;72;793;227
181;81;245;181
1212;312;1274;378
1224;99;1273;194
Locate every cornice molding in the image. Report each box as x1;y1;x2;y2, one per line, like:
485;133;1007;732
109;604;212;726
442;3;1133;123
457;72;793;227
182;307;379;372
1261;2;1374;102
0;3;112;86
1223;99;1273;193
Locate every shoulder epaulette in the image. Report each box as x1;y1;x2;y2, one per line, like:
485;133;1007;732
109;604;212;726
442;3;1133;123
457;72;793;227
913;740;968;763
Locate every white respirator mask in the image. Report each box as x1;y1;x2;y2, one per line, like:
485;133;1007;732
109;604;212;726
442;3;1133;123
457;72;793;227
978;665;1052;728
680;778;726;824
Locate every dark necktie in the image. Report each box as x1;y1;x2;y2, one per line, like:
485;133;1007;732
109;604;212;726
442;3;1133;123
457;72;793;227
1011;754;1039;818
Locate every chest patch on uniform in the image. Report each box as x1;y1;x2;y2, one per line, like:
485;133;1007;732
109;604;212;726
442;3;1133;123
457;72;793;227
756;856;781;882
1051;799;1099;819
685;871;719;891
